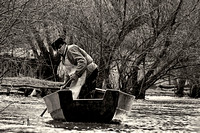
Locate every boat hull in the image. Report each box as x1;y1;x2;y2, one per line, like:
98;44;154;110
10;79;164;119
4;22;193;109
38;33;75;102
44;89;119;123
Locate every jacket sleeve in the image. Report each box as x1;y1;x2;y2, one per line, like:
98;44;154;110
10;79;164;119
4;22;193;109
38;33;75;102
67;45;87;77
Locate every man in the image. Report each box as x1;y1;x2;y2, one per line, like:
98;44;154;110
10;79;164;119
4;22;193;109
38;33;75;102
51;38;98;98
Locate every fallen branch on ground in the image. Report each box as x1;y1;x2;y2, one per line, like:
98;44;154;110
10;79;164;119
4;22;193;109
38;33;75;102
1;84;60;90
0;77;62;90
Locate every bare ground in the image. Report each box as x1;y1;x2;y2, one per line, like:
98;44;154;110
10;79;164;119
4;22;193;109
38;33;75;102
0;88;200;133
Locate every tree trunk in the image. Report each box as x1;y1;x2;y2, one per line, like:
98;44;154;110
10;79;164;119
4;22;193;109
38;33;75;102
135;88;146;99
175;79;186;97
189;76;200;98
28;24;61;81
96;57;111;88
129;66;140;96
189;84;200;98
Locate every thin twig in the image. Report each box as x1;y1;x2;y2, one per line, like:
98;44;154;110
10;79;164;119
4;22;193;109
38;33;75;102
0;101;17;113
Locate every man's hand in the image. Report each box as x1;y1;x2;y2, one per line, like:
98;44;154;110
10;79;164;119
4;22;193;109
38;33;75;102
60;85;65;90
60;79;72;90
59;74;78;90
60;83;71;90
69;73;78;81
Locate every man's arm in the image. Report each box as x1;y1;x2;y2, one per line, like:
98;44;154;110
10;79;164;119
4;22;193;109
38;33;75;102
67;45;87;77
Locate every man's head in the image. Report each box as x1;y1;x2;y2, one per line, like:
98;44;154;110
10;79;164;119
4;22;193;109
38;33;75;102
51;38;66;51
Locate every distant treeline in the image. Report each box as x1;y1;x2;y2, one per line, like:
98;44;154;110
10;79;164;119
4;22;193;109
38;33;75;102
0;54;40;78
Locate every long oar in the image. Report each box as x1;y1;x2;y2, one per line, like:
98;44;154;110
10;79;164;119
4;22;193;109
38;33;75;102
40;108;47;117
40;79;72;117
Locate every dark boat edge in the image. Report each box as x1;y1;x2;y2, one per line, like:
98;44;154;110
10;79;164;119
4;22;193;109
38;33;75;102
43;89;134;123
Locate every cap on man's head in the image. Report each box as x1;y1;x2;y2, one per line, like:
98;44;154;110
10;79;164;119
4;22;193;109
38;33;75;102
51;38;66;50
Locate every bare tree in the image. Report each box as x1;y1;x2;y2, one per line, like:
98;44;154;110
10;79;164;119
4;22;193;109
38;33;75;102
1;0;200;99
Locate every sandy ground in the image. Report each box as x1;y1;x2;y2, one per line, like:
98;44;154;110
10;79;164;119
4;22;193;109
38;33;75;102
0;89;200;133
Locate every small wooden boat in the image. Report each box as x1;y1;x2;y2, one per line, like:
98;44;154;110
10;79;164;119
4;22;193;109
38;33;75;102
43;89;134;123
